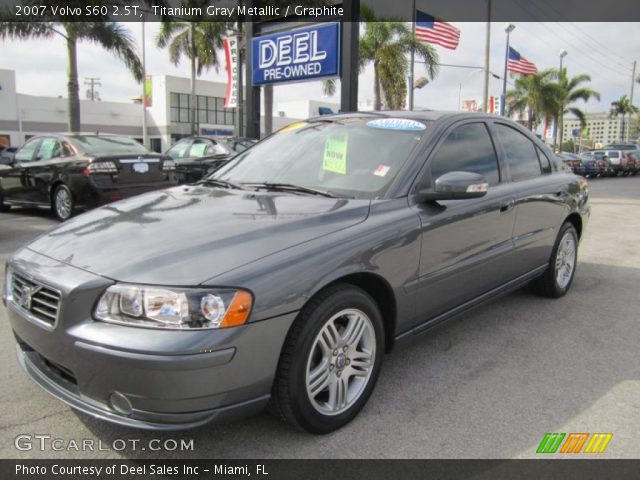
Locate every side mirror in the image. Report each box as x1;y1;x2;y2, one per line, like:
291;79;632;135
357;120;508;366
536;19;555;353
416;171;489;202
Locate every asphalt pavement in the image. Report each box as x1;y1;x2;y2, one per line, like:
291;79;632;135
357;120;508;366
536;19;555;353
1;176;639;459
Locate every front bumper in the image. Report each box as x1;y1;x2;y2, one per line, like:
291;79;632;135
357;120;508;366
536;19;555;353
5;248;296;430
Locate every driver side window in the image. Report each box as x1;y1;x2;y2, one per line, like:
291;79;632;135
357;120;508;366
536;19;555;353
429;123;500;186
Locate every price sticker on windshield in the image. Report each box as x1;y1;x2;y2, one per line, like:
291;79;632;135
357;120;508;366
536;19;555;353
323;134;348;175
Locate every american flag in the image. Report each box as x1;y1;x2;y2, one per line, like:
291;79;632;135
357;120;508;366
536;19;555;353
507;47;538;75
415;10;460;50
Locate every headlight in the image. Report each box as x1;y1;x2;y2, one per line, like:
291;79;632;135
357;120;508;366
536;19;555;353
94;284;252;329
3;268;13;303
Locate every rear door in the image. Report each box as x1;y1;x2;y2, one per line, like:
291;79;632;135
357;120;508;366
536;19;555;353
491;122;567;275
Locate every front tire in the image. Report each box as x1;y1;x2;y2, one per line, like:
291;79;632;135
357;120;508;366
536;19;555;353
271;284;384;434
530;222;578;298
52;184;74;221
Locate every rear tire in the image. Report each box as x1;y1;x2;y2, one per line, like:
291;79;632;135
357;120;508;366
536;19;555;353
52;184;74;221
530;222;578;298
270;284;384;434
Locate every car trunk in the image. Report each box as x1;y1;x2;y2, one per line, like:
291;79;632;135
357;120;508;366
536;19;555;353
88;154;170;186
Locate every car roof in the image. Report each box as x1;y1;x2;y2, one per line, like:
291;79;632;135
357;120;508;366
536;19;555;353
308;110;496;123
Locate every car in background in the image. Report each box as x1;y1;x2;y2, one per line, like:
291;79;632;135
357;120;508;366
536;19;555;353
603;143;638;151
592;150;633;176
0;147;18;166
621;150;638;175
0;134;176;221
164;136;234;183
579;152;603;177
558;152;586;176
221;137;258;154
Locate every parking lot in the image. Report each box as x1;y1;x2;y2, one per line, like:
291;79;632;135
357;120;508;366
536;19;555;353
0;176;639;459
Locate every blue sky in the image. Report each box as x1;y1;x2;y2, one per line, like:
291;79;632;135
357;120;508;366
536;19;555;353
0;22;637;114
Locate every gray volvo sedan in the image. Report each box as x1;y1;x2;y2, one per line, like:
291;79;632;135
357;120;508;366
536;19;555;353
3;112;589;433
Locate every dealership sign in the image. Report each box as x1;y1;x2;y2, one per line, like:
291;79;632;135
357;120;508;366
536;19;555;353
251;23;340;86
223;36;239;108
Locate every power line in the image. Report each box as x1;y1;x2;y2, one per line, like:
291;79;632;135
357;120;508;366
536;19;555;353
513;0;633;74
536;0;634;66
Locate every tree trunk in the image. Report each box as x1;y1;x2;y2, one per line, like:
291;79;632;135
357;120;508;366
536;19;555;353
189;23;197;136
373;61;381;111
263;84;273;137
621;114;626;142
66;33;80;132
556;113;564;152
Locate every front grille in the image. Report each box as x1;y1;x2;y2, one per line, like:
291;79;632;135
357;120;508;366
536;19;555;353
10;271;61;326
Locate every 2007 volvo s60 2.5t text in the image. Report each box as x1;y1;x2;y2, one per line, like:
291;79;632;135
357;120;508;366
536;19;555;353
3;112;589;433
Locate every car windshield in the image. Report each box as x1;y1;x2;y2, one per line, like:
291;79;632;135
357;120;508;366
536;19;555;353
69;136;149;155
213;117;429;198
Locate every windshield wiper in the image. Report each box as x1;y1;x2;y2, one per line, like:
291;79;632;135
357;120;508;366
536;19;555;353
243;182;337;198
198;178;244;190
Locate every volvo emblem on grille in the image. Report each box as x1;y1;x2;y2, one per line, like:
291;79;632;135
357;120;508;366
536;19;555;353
18;285;41;310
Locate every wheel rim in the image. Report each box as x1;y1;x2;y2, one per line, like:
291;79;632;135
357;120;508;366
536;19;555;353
305;308;376;416
555;231;577;289
55;188;71;219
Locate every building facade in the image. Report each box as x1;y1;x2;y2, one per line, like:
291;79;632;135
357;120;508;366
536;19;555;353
561;112;626;146
0;69;296;152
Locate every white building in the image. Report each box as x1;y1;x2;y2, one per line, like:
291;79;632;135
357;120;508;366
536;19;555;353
0;69;297;152
561;112;625;146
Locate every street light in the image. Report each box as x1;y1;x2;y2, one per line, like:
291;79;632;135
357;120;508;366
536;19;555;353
559;49;568;74
458;68;484;110
501;24;516;116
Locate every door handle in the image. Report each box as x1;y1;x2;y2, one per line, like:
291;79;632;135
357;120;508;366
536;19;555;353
500;200;515;213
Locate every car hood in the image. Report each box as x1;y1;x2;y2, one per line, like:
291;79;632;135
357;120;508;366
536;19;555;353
26;186;370;285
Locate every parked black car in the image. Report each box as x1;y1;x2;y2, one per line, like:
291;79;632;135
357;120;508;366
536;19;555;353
222;137;258;153
164;136;234;183
4;112;589;434
0;134;176;221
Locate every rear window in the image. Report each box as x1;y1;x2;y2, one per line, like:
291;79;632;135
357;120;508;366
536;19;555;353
69;136;148;155
607;151;620;158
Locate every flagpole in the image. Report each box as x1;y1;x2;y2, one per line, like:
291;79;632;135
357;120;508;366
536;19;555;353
408;0;416;111
482;0;491;113
501;24;515;116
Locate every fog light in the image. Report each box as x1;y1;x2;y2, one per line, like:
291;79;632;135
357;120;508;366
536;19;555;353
109;391;133;416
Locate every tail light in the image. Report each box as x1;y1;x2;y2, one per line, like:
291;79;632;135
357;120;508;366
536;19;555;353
83;161;118;175
162;160;176;171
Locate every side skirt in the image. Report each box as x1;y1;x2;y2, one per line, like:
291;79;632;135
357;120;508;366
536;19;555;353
395;264;548;342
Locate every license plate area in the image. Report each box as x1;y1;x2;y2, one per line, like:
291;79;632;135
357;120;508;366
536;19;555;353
132;162;150;174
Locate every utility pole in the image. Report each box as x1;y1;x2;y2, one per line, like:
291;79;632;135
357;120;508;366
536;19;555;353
482;0;492;113
629;60;637;142
84;77;101;101
141;22;148;148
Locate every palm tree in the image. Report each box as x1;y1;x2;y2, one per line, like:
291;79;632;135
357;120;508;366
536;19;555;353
505;69;560;131
323;5;439;110
610;95;639;142
0;21;143;132
553;69;600;149
156;4;230;135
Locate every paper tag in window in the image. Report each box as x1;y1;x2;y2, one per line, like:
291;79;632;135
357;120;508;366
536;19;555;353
374;164;391;177
323;134;348;175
